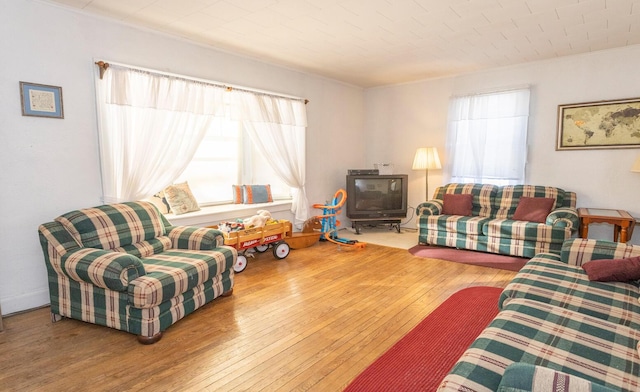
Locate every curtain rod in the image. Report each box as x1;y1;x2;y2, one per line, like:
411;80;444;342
450;84;531;99
94;60;309;105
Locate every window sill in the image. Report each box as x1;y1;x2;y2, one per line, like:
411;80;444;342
164;200;293;227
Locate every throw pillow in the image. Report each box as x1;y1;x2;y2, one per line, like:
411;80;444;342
164;181;200;215
243;184;273;204
441;193;473;216
147;190;171;214
232;185;244;204
512;197;555;223
582;256;640;282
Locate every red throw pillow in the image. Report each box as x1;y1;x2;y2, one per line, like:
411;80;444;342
442;193;473;216
512;197;555;223
582;256;640;282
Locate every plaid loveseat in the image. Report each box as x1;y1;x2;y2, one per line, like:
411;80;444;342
416;183;579;258
38;201;237;344
438;238;640;391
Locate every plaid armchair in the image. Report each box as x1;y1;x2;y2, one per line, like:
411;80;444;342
38;201;236;344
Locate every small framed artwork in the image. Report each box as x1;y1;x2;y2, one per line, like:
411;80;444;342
19;81;64;119
556;97;640;150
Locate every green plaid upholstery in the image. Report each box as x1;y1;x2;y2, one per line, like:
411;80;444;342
561;238;640;266
129;248;235;308
438;298;640;392
499;254;640;329
425;215;491;236
434;183;499;217
498;363;619;392
167;225;225;249
55;201;167;250
60;247;145;291
494;185;569;219
38;201;236;339
416;199;442;216
483;219;572;257
417;183;578;257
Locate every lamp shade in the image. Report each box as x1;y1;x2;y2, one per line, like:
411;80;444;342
632;156;640;173
412;147;442;170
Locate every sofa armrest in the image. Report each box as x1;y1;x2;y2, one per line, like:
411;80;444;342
167;226;225;250
60;248;145;291
560;238;640;266
417;200;443;216
498;363;617;392
546;207;579;231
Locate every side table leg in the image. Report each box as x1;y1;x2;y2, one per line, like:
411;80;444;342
620;226;628;243
580;221;589;239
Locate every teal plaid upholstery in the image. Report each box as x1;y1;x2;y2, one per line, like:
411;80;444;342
38;201;236;340
438;298;640;392
431;183;498;217
440;239;640;392
561;238;640;266
497;363;619;392
499;253;640;329
417;183;578;257
494;185;568;219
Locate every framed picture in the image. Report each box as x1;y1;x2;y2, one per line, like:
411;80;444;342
556;97;640;150
19;81;64;119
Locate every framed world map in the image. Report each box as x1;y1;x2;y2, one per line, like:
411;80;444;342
556;97;640;150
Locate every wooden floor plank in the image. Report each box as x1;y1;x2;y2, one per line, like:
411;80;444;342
0;242;516;391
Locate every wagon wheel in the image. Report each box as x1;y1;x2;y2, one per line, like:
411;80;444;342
272;241;290;259
254;244;269;253
233;254;248;273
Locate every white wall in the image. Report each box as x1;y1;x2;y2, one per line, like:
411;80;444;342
365;45;640;244
0;0;364;314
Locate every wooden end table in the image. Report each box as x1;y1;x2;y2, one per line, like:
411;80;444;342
578;208;636;243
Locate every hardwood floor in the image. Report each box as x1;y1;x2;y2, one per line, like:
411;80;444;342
0;242;516;391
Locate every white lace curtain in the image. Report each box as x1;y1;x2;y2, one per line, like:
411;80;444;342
446;88;530;185
233;91;308;224
96;63;309;223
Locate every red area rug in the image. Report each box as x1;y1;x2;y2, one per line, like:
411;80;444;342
408;245;527;272
344;286;502;392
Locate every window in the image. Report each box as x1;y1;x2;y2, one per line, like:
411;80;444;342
95;63;309;224
175;116;291;205
446;88;530;185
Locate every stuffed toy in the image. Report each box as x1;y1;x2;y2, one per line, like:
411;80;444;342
243;210;272;228
218;220;245;233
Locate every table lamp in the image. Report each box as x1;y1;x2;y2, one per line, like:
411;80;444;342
412;147;441;199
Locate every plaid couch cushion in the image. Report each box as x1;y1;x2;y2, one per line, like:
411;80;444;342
438;298;640;392
55;201;166;250
562;238;640;267
128;246;236;308
499;255;640;329
434;183;499;217
494;185;566;219
424;215;492;235
484;219;571;242
112;236;172;258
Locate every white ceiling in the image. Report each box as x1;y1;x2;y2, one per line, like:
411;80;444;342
45;0;640;87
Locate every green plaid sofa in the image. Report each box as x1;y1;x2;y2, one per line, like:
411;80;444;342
438;238;640;391
38;201;237;344
417;183;579;258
